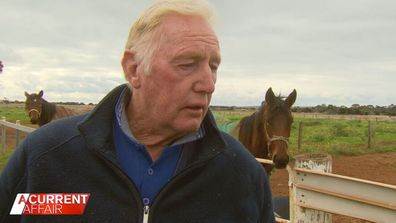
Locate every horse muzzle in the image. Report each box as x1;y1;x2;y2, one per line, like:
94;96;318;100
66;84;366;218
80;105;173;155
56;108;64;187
272;153;289;169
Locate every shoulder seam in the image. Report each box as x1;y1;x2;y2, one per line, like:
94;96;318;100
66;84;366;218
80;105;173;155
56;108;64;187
28;133;81;168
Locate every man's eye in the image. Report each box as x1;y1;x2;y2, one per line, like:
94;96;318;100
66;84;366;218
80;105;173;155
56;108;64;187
210;64;219;72
179;63;195;70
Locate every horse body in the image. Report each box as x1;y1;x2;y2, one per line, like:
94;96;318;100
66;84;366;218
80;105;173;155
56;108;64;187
25;90;78;127
232;88;297;174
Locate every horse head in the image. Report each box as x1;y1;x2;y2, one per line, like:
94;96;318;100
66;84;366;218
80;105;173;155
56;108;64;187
264;87;296;169
24;90;44;124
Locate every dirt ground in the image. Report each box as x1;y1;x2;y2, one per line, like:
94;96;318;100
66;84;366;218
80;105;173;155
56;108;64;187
270;152;396;223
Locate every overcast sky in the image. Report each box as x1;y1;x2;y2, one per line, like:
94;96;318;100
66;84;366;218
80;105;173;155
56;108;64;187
1;0;395;106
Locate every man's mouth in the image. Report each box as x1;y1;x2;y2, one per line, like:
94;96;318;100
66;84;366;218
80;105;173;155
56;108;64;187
185;105;205;114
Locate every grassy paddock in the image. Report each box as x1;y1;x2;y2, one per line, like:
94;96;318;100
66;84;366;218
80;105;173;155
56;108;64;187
0;103;31;172
0;103;30;124
213;109;396;157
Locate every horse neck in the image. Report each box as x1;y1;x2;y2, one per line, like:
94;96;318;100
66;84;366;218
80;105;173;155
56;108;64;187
256;107;269;153
39;100;56;126
239;110;268;158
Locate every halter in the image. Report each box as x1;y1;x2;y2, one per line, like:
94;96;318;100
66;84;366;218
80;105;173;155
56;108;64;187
28;108;41;118
264;122;289;159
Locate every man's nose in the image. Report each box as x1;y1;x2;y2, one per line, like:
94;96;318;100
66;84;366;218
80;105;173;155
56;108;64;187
193;64;216;94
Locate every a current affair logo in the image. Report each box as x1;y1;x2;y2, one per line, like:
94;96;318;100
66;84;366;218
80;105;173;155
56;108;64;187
10;193;90;215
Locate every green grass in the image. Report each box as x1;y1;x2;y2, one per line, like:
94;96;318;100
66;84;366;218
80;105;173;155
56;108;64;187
0;104;30;124
293;118;396;155
214;110;396;156
0;104;30;172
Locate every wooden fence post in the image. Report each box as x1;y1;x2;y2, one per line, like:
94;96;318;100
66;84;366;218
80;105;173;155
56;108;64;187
368;120;372;149
1;116;6;154
298;122;303;151
290;153;332;223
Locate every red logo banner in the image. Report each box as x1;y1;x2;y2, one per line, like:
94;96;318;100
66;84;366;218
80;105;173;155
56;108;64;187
10;193;90;215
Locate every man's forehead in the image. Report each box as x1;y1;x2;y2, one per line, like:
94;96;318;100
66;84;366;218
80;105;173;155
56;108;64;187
160;14;217;38
156;14;220;60
159;17;219;48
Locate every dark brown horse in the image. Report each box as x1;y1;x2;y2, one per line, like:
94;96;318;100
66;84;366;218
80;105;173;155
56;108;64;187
232;88;297;174
24;90;78;127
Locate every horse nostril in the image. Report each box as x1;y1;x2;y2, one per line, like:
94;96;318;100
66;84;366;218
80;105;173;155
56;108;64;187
273;155;289;169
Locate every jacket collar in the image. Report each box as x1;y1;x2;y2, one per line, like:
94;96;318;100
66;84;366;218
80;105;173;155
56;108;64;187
78;84;227;165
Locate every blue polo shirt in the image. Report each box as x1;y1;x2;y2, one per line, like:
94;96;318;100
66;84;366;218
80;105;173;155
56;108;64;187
113;88;205;206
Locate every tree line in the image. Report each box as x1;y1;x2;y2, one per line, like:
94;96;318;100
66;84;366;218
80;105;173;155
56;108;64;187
211;104;396;116
292;104;396;116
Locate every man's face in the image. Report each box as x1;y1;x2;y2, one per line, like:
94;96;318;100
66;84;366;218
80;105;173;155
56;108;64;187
132;14;221;135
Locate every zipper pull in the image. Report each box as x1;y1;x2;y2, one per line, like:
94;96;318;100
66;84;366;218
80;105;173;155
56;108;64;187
143;205;150;223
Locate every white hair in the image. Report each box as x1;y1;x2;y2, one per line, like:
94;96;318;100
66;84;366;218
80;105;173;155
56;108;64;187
124;0;217;74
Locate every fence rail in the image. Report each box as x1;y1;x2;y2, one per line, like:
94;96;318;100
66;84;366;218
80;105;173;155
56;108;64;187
0;116;35;153
258;154;396;222
290;167;396;222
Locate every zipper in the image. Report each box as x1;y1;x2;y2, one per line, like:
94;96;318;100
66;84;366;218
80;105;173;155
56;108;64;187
92;148;146;223
139;157;218;223
143;205;150;223
146;151;221;216
94;142;222;223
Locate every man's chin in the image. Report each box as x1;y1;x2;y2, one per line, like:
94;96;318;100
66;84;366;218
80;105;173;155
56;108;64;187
175;119;203;134
174;110;207;134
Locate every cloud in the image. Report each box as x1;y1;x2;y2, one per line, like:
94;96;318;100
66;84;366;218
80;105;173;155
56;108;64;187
211;0;396;106
0;46;124;103
1;0;396;106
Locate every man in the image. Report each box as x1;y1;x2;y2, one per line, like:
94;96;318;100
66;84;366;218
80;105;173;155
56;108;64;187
0;0;275;222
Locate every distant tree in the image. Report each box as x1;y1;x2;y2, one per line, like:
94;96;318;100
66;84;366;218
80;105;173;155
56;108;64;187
0;60;3;73
338;106;348;114
326;104;338;114
313;104;327;113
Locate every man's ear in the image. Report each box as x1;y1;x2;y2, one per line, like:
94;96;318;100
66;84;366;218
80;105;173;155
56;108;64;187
121;50;141;88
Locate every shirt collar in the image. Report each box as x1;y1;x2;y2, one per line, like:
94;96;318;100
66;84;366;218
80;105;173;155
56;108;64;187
114;87;205;146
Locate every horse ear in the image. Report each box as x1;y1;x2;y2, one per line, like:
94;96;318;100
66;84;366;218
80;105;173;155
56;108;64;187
285;89;297;108
265;87;276;105
24;91;29;98
38;90;43;97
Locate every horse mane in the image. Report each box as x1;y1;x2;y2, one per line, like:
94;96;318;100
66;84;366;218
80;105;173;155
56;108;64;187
39;99;57;126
